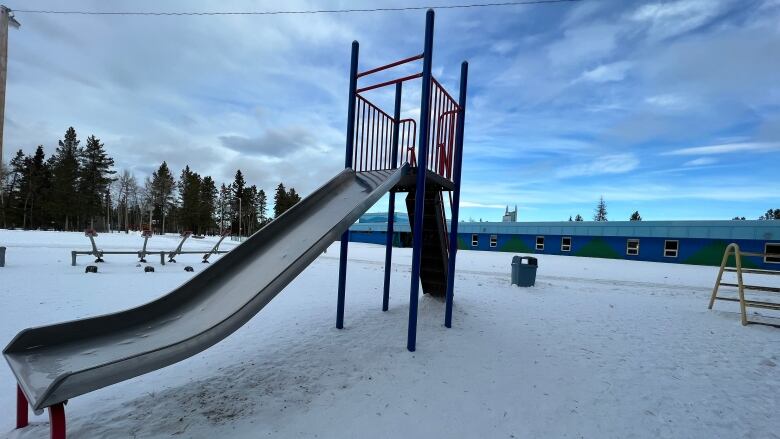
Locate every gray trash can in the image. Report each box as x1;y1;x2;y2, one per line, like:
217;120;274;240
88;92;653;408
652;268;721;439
511;256;538;287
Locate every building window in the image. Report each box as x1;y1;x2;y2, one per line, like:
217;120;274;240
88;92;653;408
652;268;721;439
561;236;571;252
471;234;479;247
765;243;780;264
664;240;679;258
490;235;497;248
536;236;544;251
627;239;640;256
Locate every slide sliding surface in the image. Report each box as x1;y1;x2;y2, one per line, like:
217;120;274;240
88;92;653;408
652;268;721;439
4;166;407;411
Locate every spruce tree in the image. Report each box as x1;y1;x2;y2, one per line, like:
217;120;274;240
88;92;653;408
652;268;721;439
50;127;81;230
274;183;287;218
79;135;116;230
574;214;584;221
568;215;573;221
231;170;246;234
150;162;175;234
256;189;268;225
199;176;218;234
630;211;642;221
593;196;608;221
287;187;301;208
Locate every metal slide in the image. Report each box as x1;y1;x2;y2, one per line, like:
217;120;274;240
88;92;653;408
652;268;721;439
4;166;407;412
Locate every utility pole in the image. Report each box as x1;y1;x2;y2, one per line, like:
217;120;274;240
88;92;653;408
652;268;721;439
0;5;20;170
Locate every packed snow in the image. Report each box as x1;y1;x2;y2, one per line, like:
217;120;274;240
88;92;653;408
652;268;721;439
0;229;778;438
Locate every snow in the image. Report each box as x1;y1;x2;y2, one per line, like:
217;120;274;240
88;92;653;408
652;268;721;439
0;230;778;438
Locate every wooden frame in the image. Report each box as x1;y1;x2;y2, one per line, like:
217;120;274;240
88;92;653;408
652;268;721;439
708;243;780;327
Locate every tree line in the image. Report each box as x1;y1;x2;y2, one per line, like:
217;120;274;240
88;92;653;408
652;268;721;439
0;127;302;235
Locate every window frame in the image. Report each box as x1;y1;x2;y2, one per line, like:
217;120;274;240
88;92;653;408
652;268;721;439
664;240;679;258
561;236;571;252
489;234;498;248
535;236;545;251
765;243;780;264
626;239;640;256
471;234;479;247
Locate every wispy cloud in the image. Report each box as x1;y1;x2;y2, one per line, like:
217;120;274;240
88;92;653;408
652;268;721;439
460;201;507;209
683;157;717;166
580;61;632;83
663;142;780;156
555;154;640;179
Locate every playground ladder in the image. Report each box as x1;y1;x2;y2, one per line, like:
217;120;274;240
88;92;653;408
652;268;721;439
708;243;780;327
406;187;449;297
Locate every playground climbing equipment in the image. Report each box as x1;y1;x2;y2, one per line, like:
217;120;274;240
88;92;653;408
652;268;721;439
708;243;780;327
6;10;466;438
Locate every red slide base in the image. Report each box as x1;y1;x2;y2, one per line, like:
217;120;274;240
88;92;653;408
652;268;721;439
49;403;66;439
16;385;28;428
15;385;67;439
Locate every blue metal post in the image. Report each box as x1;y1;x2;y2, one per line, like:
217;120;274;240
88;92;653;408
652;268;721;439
445;61;468;328
337;40;359;329
382;82;403;312
407;9;434;352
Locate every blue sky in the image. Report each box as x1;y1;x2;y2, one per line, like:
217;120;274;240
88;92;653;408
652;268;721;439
4;0;780;221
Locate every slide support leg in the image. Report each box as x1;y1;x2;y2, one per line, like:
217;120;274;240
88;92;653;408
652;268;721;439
407;9;435;352
445;61;469;328
336;230;349;329
382;191;395;311
16;385;28;428
48;403;66;439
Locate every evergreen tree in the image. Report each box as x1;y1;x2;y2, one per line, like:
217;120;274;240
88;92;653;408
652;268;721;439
78;135;116;230
630;211;642;221
150;161;176;234
231;170;246;234
49;127;81;230
758;209;780;220
287;187;301;208
178;166;202;233
218;183;232;232
199;176;218;234
732;216;746;220
593;196;608;221
273;182;287;218
256;189;268;225
574;214;584;221
18;146;51;229
568;215;573;221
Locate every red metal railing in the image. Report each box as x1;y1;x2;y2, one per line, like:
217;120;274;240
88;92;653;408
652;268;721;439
351;54;458;181
426;78;460;180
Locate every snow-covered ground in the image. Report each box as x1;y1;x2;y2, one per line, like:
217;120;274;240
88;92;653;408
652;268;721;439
0;230;778;438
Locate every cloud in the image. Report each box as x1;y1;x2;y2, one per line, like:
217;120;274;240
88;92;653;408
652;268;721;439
219;126;328;158
663;142;780;156
555;154;640;179
644;94;689;110
629;0;728;41
580;62;632;83
682;157;717;166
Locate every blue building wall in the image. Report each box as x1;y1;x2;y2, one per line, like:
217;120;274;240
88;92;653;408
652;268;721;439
349;219;780;270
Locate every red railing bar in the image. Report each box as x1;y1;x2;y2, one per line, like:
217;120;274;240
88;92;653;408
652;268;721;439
431;77;460;110
357;53;424;78
356;72;423;94
356;94;394;122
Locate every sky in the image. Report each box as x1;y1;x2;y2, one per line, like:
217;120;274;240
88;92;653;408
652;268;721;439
3;0;780;222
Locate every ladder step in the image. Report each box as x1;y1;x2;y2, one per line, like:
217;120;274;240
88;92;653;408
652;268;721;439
723;267;780;275
714;296;780;310
719;282;780;293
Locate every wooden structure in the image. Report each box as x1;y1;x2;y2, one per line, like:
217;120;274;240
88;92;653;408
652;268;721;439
708;243;780;327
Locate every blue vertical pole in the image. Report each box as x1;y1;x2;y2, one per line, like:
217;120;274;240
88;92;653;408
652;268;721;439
407;9;434;352
445;61;468;328
382;82;403;312
337;40;359;330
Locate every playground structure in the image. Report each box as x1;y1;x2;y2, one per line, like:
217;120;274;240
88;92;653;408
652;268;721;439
708;243;780;327
70;229;230;266
6;10;467;438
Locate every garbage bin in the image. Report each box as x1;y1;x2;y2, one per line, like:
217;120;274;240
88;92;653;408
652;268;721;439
0;246;5;268
511;256;538;287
